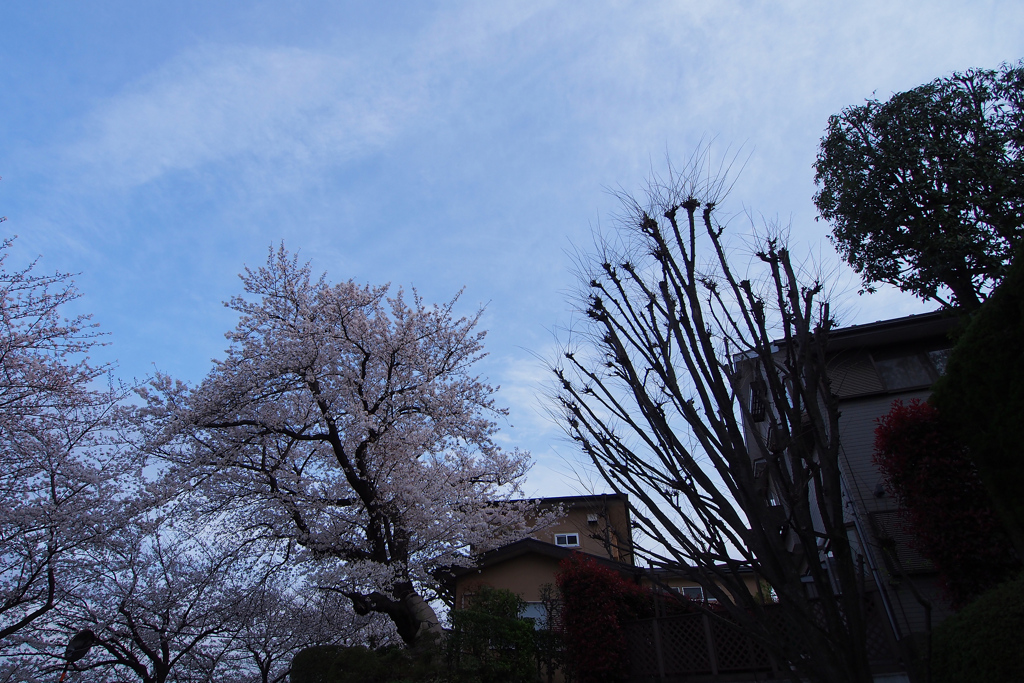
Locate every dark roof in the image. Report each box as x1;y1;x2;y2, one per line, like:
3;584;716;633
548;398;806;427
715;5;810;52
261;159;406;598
509;492;629;507
826;309;957;351
738;311;958;366
446;537;754;582
446;538;640;580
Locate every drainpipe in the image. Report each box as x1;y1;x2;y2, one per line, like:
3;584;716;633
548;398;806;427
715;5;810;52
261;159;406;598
840;470;903;645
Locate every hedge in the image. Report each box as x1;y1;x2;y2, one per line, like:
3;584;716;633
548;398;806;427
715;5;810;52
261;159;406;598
932;572;1024;683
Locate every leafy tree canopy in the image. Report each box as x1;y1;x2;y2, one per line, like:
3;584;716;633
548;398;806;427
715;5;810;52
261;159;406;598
932;572;1024;683
814;62;1024;309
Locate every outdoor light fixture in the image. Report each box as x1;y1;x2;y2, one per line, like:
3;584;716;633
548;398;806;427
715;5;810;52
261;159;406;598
57;630;95;683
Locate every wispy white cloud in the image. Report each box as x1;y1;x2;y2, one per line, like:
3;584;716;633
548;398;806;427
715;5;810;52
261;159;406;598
57;0;1023;211
490;347;562;438
66;44;418;190
9;0;1022;496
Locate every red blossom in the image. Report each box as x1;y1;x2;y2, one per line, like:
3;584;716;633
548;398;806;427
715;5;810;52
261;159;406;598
873;399;1019;607
555;553;695;683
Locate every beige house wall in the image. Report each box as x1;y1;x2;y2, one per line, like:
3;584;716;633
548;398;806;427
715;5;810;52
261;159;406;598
454;551;763;609
456;493;766;611
529;495;633;564
532;511;618;561
455;554;563;607
657;573;764;602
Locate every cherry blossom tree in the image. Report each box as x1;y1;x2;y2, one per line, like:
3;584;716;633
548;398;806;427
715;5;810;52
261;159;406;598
0;237;137;657
26;513;386;683
219;576;392;683
140;246;548;647
38;518;258;683
217;578;310;683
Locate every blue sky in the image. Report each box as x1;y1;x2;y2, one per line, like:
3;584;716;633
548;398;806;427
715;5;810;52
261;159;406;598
2;1;1022;496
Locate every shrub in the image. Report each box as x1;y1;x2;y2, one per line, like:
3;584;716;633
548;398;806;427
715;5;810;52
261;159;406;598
555;553;694;683
447;586;537;683
931;249;1024;557
933;572;1024;683
290;644;441;683
873;399;1019;607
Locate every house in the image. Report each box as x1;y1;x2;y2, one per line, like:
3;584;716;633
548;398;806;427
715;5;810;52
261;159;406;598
528;492;636;564
824;311;958;642
448;493;761;622
449;493;634;621
739;309;958;670
448;311;956;680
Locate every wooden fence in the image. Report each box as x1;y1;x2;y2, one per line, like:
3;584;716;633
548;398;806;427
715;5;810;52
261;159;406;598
623;594;902;682
625;612;775;682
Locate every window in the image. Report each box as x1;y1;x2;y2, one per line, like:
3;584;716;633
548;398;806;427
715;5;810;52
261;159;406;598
555;533;580;547
749;379;767;422
872;349;949;390
520;602;548;629
752;458;767;478
676;586;704;600
874;355;932;389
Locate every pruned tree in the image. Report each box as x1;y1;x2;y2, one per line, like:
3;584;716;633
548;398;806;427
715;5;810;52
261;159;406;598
140;246;551;647
813;62;1024;310
0;237;136;655
551;159;873;682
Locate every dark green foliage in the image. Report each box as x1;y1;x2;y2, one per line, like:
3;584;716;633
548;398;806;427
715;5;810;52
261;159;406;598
814;62;1024;309
447;587;538;683
292;588;555;683
932;573;1024;683
531;584;563;683
290;644;442;683
931;251;1024;556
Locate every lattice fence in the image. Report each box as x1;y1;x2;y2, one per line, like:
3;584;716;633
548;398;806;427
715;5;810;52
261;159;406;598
624;593;901;682
863;592;900;666
624;612;774;680
662;615;713;673
709;617;773;672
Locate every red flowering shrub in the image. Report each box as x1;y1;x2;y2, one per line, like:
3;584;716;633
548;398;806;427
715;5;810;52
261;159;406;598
874;399;1020;607
556;553;643;683
555;553;695;683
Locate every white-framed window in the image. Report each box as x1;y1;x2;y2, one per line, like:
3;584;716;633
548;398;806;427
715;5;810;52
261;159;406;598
676;586;704;600
554;533;580;547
